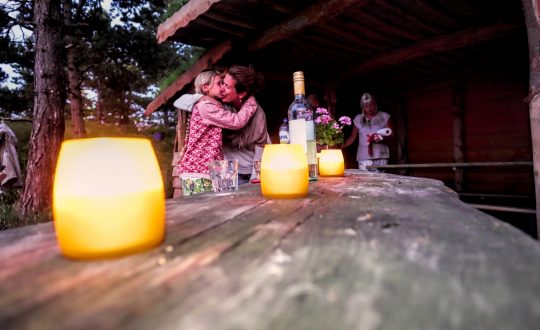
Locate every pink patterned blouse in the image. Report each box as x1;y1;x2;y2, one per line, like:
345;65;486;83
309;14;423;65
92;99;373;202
178;96;258;179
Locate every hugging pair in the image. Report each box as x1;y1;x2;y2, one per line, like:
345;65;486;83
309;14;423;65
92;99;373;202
174;65;270;196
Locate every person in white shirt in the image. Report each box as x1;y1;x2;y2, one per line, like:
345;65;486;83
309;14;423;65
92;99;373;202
343;93;393;172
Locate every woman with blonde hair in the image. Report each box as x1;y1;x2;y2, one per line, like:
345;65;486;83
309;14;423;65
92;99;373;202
343;93;393;171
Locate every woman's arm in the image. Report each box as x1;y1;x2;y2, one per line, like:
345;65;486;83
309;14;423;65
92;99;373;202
343;126;358;148
198;96;258;129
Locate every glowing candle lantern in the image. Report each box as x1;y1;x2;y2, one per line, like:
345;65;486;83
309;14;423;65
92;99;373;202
318;149;345;177
260;144;308;198
53;138;165;259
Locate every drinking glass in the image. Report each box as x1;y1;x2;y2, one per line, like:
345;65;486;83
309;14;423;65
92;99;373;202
208;159;239;192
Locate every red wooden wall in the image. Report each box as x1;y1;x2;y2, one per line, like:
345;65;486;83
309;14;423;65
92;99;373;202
403;75;533;196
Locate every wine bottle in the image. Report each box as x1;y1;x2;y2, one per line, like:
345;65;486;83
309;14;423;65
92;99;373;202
288;71;318;181
279;118;290;144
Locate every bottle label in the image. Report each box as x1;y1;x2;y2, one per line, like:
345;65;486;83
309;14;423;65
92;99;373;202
305;120;315;140
279;130;290;144
289;119;307;152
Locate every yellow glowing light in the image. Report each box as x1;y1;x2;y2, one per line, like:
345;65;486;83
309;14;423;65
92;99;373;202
53;138;165;259
260;144;309;198
318;149;345;177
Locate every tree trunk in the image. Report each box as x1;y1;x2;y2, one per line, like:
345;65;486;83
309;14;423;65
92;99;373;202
64;0;86;138
118;91;130;125
162;108;170;128
96;80;104;123
17;0;65;217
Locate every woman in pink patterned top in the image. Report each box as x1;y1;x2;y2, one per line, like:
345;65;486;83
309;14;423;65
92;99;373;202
178;70;259;196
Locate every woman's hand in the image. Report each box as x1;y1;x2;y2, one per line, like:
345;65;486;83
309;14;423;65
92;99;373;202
366;133;383;145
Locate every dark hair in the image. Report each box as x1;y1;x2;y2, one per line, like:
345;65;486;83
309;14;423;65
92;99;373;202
227;65;265;96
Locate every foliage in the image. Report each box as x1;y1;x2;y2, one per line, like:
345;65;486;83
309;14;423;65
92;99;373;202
1;0;198;122
0;188;51;230
157;45;205;91
161;0;190;22
314;108;352;147
0;1;34;117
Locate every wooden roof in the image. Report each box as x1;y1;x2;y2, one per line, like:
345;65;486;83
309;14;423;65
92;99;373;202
145;0;529;115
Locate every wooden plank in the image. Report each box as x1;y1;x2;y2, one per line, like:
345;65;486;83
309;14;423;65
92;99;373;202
376;0;442;35
347;7;422;41
247;0;370;51
144;40;232;116
318;23;387;52
521;0;540;238
156;0;222;44
340;22;522;78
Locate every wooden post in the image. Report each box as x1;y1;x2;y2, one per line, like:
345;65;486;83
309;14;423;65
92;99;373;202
452;84;465;192
395;97;408;176
521;0;540;238
172;110;189;198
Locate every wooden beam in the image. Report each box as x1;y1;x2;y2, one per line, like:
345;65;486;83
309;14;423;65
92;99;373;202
369;162;533;169
156;0;221;44
468;204;536;215
144;41;232;116
247;0;369;51
521;0;540;238
203;12;258;30
340;22;522;79
452;84;465;192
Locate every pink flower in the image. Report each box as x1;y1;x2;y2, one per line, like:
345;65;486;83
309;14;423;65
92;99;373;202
320;114;332;124
339;116;351;126
316;107;329;115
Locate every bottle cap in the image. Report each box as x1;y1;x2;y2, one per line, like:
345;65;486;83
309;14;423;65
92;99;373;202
293;71;305;95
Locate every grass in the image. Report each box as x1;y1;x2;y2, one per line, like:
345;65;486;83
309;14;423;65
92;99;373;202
1;120;176;230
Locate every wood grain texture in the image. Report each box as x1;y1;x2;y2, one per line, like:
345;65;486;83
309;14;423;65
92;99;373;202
247;0;370;51
1;171;539;329
340;22;522;79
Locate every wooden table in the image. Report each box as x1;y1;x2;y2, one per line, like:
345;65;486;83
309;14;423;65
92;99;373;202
1;170;539;329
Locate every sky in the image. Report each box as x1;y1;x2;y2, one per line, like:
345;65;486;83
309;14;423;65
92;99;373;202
0;65;19;89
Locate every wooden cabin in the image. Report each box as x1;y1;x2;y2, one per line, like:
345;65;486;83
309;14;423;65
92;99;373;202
145;0;540;238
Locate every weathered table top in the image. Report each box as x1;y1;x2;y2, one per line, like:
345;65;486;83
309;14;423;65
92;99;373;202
1;170;539;329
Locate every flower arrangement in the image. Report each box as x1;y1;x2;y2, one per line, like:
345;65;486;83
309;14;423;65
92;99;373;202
314;108;351;147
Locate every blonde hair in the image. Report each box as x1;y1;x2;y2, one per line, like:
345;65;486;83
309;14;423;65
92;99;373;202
360;93;377;110
194;70;219;94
